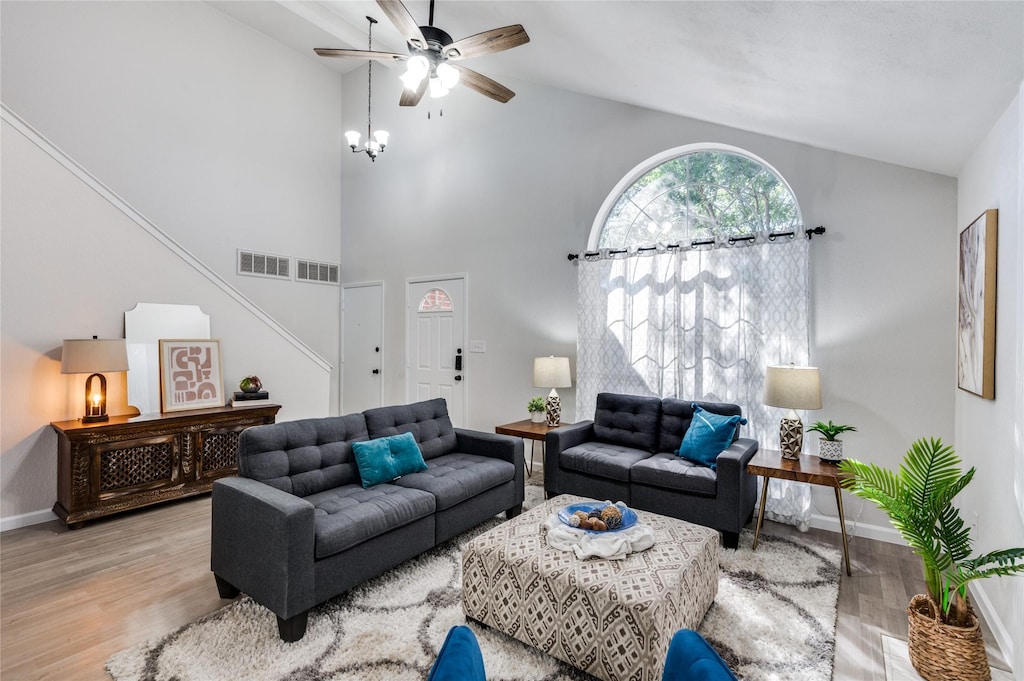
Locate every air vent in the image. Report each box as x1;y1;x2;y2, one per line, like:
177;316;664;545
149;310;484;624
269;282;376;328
296;258;339;285
237;249;291;280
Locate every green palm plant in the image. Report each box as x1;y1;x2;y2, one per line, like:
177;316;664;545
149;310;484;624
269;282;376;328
839;437;1024;627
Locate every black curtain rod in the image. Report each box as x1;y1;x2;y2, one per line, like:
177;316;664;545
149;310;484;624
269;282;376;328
566;226;826;261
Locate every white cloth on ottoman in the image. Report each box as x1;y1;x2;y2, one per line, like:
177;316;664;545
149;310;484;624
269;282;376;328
542;512;655;560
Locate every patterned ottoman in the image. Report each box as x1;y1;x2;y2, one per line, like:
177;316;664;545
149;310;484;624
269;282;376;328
462;494;719;681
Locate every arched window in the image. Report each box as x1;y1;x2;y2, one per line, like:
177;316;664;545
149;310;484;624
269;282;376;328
417;288;453;313
592;144;801;249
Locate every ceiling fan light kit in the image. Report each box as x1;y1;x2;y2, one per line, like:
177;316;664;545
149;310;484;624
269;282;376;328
316;0;529;108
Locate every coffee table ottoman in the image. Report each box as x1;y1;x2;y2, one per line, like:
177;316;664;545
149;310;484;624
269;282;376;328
462;494;719;681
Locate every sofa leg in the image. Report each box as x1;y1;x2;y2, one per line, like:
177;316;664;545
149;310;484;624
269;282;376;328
277;611;309;642
214;574;240;599
506;503;523;519
722;531;739;550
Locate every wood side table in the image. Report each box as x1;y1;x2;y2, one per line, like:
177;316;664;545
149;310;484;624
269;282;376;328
747;448;852;576
494;419;568;476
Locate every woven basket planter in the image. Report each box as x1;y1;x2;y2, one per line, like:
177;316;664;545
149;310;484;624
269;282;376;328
907;594;990;681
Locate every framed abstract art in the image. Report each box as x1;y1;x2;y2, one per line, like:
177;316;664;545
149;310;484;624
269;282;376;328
957;209;997;399
159;339;224;412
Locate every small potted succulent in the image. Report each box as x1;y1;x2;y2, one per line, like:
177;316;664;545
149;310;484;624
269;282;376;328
527;396;546;423
806;420;856;462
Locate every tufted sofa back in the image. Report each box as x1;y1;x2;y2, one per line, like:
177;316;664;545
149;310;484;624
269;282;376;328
238;414;368;496
593;393;663;453
659;398;743;453
363;398;457;460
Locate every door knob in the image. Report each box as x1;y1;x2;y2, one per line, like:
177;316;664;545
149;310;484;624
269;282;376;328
372;369;380;375
454;375;462;381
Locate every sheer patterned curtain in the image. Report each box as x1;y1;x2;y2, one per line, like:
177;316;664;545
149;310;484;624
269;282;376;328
576;238;812;529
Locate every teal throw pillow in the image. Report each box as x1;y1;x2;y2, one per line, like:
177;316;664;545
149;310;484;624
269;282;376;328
352;437;395;488
677;404;747;470
389;431;428;478
352;433;428;488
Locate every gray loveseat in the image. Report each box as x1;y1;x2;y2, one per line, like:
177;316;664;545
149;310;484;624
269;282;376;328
211;398;524;642
544;392;758;548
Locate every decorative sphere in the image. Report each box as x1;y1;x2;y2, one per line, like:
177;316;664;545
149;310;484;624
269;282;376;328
239;376;262;393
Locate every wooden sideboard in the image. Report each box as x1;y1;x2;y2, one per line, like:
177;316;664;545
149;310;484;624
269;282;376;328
51;404;280;528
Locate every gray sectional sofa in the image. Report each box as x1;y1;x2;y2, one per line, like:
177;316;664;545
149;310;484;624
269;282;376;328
544;392;758;548
211;398;524;642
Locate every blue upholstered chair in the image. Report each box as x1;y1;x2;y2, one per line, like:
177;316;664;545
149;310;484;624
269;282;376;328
427;626;736;681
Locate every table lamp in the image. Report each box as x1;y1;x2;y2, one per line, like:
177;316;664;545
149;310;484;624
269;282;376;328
763;365;821;459
533;356;571;426
61;337;130;423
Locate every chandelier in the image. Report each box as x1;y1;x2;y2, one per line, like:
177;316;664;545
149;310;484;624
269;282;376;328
345;16;389;161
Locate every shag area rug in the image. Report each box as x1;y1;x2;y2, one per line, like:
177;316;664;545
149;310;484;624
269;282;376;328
107;492;840;681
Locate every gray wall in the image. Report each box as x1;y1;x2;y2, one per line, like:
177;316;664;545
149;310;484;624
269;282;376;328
0;0;343;408
955;84;1024;675
0;1;343;527
339;67;957;537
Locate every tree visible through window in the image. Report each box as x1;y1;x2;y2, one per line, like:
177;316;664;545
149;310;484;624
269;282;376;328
598;148;801;248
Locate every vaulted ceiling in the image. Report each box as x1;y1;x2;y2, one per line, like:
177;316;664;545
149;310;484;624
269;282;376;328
211;1;1023;177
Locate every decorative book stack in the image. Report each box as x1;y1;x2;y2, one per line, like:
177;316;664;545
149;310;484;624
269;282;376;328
231;391;270;408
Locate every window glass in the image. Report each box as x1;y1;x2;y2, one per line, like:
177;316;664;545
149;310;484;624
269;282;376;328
418;288;453;312
598;149;801;248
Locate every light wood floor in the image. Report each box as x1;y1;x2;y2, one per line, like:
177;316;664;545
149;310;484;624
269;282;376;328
1;485;1011;681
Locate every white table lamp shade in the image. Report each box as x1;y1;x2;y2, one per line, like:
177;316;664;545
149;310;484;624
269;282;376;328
763;365;822;410
533;356;571;389
61;339;129;374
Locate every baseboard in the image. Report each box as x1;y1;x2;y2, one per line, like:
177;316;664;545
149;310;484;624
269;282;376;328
808;511;906;545
1;508;58;533
969;581;1016;677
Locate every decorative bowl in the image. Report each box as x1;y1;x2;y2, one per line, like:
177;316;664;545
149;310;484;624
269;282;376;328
558;502;638;534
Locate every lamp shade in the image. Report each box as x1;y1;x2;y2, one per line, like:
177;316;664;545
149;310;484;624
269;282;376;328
533;356;572;389
763;365;822;410
61;339;129;374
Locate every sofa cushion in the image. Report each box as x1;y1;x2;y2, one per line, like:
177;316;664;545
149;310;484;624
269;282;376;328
659;399;742;454
237;414;368;497
560;441;652;482
306;484;436;559
364;398;458;461
631;453;718;497
593;393;662;453
678;405;747;470
394;453;515;511
352;433;429;488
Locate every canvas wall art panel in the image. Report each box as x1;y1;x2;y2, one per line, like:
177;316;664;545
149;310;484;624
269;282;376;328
159;339;224;412
957;209;998;399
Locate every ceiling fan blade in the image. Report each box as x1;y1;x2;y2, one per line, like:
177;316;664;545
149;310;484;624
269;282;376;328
376;0;428;50
400;77;428;107
443;25;529;60
452;65;515;103
314;48;406;62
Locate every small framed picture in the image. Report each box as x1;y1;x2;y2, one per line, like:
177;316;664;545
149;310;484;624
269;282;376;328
159;339;224;412
957;209;998;399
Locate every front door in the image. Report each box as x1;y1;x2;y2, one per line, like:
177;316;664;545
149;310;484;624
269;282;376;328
406;276;466;426
342;282;383;414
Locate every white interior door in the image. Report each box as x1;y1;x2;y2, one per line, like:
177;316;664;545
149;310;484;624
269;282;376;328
406;276;466;426
342;282;383;414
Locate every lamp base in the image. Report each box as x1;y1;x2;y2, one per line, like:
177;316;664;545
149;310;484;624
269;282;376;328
779;417;803;459
545;395;561;427
82;414;109;423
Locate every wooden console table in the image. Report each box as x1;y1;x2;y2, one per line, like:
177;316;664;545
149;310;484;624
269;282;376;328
51;404;280;528
747;448;852;576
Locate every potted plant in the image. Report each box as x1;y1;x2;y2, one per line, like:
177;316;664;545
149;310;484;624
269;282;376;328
527;396;546;423
806;420;856;462
839;438;1024;680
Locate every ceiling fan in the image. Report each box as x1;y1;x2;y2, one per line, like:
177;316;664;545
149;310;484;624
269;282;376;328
315;0;529;106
